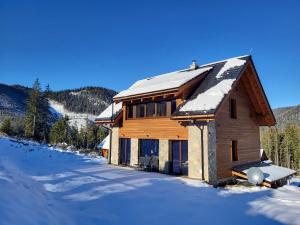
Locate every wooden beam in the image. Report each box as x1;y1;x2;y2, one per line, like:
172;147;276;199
171;114;215;120
232;170;272;188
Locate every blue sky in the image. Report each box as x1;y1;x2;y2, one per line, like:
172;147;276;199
0;0;299;108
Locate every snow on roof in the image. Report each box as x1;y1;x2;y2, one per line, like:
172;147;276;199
98;135;110;149
114;67;212;99
179;57;247;113
234;161;296;182
96;102;122;121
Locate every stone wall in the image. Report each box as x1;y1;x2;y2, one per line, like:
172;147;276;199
188;125;202;179
130;138;139;167
110;127;120;165
159;139;169;173
187;123;217;184
207;121;217;184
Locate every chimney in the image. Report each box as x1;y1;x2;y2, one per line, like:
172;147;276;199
189;60;198;70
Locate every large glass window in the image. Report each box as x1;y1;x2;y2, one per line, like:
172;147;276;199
157;101;167;116
146;102;155;117
139;139;159;157
120;138;131;165
170;140;188;175
136;104;145;118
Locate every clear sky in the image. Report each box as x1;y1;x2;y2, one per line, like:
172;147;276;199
0;0;299;108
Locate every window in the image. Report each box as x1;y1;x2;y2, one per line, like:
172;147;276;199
231;140;238;161
171;99;177;113
146;102;155;117
170;140;188;175
230;98;237;119
136;104;145;118
139;139;159;157
127;105;133;119
157;101;167;116
139;139;159;171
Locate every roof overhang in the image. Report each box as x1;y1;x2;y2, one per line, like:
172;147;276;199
113;69;212;103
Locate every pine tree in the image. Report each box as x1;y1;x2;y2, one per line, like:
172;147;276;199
44;84;52;98
0;117;12;135
50;116;69;144
68;126;79;147
24;79;51;141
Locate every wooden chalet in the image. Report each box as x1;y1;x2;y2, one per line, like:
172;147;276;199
95;55;291;185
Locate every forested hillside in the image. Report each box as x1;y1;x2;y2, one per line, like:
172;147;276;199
0;84;117;123
50;87;117;115
273;105;300;128
261;104;300;173
0;84;29;119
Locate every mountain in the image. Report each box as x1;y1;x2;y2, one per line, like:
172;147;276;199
0;83;117;127
50;87;117;115
0;84;29;119
273;104;300;128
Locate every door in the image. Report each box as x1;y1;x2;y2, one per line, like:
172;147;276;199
170;140;188;175
120;138;131;165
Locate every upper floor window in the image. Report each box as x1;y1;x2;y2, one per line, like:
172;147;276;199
231;140;238;161
146;102;155;117
127;105;133;119
126;99;176;119
230;98;237;119
171;99;177;113
136;104;145;118
157;101;167;116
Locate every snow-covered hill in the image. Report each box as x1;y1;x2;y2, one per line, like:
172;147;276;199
49;99;96;129
0;136;299;225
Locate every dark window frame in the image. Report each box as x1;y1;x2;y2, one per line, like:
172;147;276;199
230;98;237;119
127;105;133;119
231;140;238;161
146;102;156;117
157;101;167;117
136;104;145;118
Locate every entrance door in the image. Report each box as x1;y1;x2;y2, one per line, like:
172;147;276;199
170;140;188;175
120;138;131;165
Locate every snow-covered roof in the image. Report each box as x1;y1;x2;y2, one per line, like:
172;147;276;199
95;102;122;121
98;135;110;149
114;67;212;99
177;57;248;114
234;161;296;182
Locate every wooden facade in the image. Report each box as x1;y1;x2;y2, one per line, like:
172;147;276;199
215;78;261;179
96;56;276;183
119;97;188;140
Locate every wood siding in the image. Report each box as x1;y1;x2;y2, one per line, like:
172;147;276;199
119;117;188;140
215;79;261;179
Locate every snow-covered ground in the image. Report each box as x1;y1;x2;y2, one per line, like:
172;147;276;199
0;137;299;225
49;99;96;129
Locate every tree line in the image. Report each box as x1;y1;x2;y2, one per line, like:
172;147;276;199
261;124;300;173
50;86;117;115
0;79;107;152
